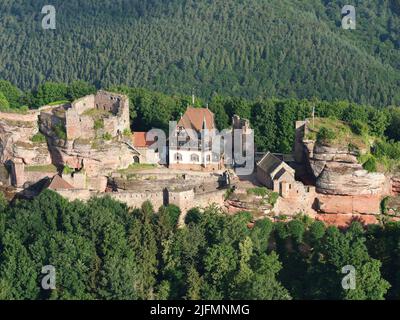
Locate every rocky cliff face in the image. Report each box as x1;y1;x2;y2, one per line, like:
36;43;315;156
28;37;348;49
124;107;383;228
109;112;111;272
0;113;51;166
303;140;388;196
47;138;137;177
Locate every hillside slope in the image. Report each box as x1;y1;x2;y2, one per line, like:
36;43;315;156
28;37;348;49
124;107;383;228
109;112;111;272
0;0;399;105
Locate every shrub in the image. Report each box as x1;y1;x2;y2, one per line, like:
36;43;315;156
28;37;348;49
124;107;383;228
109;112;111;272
62;165;75;175
185;208;202;225
288;219;305;243
309;221;326;241
123;128;131;137
247;187;279;206
363;156;377;173
247;187;268;197
94;119;104;130
54;123;67;140
275;222;290;240
373;139;400;160
31;132;46;143
316;126;336;143
350;119;369;136
0;92;10;111
103;132;112;141
380;197;390;215
268;192;279;206
224;187;234;200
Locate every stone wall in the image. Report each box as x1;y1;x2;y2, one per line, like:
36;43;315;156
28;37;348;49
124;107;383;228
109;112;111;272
95;91;120;114
72;95;95;115
65;109;95;141
64;91;130;141
88;176;108;192
54;185;226;223
0;110;40;122
274;183;317;217
9;160;56;188
56;189;94;202
195;189;226;208
63;172;87;189
24;171;56;187
109;191;165;210
169;189;195;212
95;91;130;134
256;166;273;189
172;188;226;226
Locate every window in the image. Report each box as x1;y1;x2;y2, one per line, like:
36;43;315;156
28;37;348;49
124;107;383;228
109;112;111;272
175;153;183;161
191;154;200;162
206;155;211;162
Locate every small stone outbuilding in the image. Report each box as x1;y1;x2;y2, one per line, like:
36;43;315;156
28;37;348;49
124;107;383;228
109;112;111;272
256;152;296;196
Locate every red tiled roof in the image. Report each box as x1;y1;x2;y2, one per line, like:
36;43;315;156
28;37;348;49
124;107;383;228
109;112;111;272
178;107;215;132
48;175;74;190
132;132;153;148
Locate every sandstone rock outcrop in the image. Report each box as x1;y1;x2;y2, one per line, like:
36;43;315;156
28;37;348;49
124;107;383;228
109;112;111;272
303;140;387;196
315;213;379;227
0;112;52;166
316;194;381;215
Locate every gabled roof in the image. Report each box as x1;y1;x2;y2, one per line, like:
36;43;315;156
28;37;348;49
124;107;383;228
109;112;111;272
132;132;153;148
47;175;74;190
257;152;295;178
178;107;215;132
257;152;283;174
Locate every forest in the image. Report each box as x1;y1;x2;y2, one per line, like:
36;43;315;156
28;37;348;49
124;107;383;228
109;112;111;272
0;0;400;106
0;190;398;300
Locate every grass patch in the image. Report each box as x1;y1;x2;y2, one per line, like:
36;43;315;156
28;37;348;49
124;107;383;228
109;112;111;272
247;187;269;197
47;100;70;106
118;163;157;174
306;117;368;150
0;106;29;114
62;165;75;175
25;164;57;173
83;108;111;119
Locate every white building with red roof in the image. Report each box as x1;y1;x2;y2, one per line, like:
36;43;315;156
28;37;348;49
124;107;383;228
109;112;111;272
169;107;223;171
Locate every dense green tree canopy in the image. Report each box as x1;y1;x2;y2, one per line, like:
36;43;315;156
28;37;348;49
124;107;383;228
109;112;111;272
0;191;397;300
0;0;399;106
